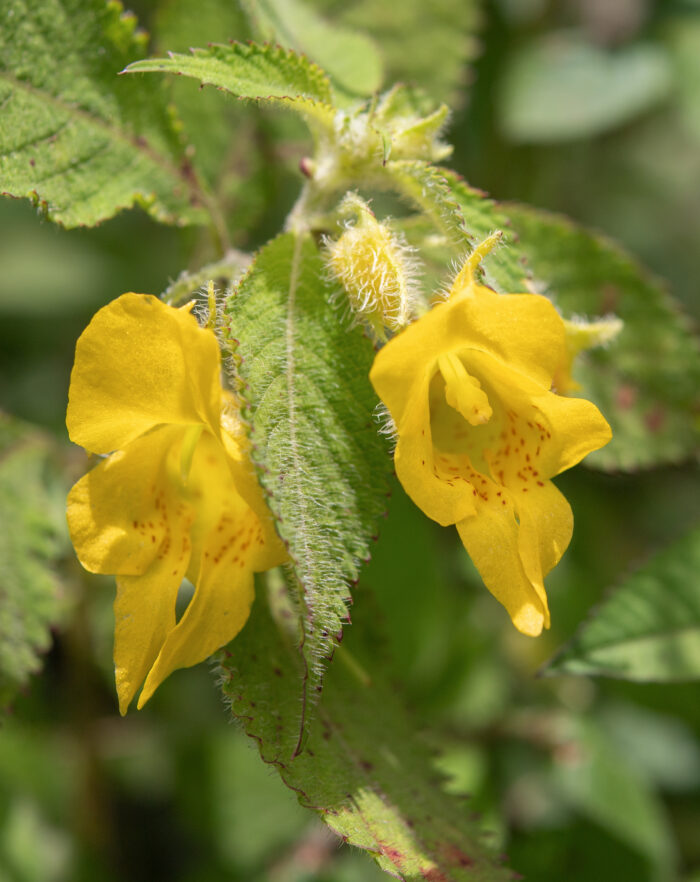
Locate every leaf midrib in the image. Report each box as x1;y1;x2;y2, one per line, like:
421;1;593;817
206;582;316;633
560;622;700;659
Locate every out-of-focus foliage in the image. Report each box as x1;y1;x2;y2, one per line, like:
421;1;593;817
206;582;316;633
548;526;700;681
0;415;68;707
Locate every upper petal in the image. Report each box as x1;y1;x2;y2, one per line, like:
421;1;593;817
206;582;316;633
67;293;222;454
370;286;566;427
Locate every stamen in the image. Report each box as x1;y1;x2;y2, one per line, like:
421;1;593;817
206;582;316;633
180;425;204;482
438;353;492;426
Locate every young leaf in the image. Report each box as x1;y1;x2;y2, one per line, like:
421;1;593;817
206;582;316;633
242;0;383;103
217;581;516;882
506;205;700;470
124;42;336;131
545;525;700;681
0;415;68;707
225;233;391;712
382;162;532;292
0;0;212;229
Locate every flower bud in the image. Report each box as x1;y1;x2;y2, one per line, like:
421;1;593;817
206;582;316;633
325;195;420;338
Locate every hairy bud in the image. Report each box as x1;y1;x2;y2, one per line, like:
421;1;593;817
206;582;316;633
325;194;421;338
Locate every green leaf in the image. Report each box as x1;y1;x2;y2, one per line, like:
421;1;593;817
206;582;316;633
506;205;700;470
546;525;700;681
0;415;68;707
498;33;673;143
382;163;532;293
0;0;212;229
225;233;391;714
217;580;515;882
316;0;482;107
242;0;383;102
666;16;700;144
153;0;250;190
124;42;336;131
550;715;675;876
381;160;467;243
161;250;252;305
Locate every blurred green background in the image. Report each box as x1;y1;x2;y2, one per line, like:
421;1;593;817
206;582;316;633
1;0;699;880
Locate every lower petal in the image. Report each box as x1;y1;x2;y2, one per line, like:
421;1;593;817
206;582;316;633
136;508;259;709
516;480;573;593
114;529;192;715
456;500;549;636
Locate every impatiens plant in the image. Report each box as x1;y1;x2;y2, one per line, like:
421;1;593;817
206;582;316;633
2;0;700;880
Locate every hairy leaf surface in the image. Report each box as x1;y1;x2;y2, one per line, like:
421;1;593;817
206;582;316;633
125;42;336;131
0;415;67;707
218;582;516;881
226;233;391;713
546;525;700;681
383;162;532;292
0;0;211;228
507;205;700;470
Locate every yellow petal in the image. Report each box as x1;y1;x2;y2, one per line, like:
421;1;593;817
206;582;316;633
529;390;612;476
370;287;566;427
137;501;259;710
516;480;573;590
456;495;549;636
114;544;192;715
465;350;612;481
67;293;222;454
394;380;478;527
67;425;191;575
133;430;285;708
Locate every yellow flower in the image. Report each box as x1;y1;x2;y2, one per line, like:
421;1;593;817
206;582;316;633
66;293;286;712
370;237;612;636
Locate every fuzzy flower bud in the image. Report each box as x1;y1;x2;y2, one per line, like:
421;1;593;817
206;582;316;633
325;194;420;338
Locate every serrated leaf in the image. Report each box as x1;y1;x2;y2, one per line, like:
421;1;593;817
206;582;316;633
382;160;467;243
506;205;700;470
225;233;391;713
242;0;383;103
217;582;516;882
382;162;531;292
546;525;700;681
0;0;212;228
498;33;672;143
125;42;336;131
0;415;68;706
